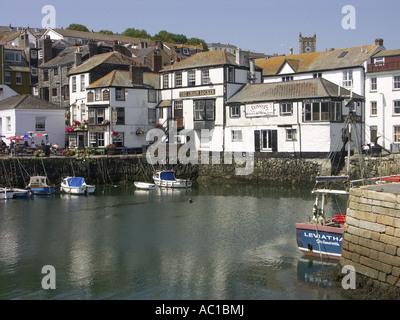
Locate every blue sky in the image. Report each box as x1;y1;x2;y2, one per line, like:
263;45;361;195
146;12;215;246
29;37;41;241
2;0;399;55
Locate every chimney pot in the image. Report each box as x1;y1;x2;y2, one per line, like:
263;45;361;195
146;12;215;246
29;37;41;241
375;38;384;46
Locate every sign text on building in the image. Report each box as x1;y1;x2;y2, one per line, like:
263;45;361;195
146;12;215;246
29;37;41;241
179;89;215;98
245;103;274;117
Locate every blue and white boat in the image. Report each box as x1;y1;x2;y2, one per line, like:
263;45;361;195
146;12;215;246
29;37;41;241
153;170;192;188
296;189;348;260
12;188;32;199
27;176;55;195
0;187;14;200
60;177;95;195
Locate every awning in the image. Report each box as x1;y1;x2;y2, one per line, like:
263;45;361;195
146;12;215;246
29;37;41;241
157;100;172;108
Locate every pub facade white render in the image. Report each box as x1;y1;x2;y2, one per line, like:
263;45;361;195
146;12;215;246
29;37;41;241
158;50;262;152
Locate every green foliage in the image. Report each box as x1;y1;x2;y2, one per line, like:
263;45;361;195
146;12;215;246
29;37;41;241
98;30;114;35
66;24;90;32
121;27;152;39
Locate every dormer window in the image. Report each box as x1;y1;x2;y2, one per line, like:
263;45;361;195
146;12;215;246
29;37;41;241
338;51;348;58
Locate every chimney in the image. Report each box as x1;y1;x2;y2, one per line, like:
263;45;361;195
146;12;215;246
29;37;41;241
42;35;53;63
289;47;293;55
129;64;143;85
152;49;162;73
249;57;256;84
375;38;384;47
88;39;97;57
236;50;250;67
19;30;30;49
75;47;82;66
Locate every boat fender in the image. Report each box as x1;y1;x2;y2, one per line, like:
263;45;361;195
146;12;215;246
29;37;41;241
188;198;192;203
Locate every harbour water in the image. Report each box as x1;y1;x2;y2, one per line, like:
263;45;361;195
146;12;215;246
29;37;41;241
0;183;349;300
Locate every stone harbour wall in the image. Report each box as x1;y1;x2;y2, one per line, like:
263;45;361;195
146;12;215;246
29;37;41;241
340;184;400;291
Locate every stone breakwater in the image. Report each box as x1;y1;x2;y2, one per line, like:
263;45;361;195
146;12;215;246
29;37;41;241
0;155;325;187
339;184;400;297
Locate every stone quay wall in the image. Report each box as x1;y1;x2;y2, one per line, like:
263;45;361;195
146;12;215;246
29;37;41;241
0;154;325;187
340;184;400;290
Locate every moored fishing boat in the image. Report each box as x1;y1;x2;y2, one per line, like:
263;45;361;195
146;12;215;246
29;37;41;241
134;181;158;190
11;188;32;199
27;176;55;195
153;170;192;188
60;177;95;195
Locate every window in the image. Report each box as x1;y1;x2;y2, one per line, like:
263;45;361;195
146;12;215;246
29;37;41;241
35;117;46;131
163;74;169;88
230;105;240;118
374;57;385;65
43;70;49;81
394;101;400;115
343;70;353;87
63;85;69;100
193;99;215;121
15;72;22;85
175;72;182;87
280;102;293;116
54;68;58;76
227;66;235;83
115;88;125;101
103;89;110;101
231;130;242;142
370;77;377;91
282;76;293;82
338;51;348;58
303;101;341;122
394;76;400;90
97;132;105;147
116;107;125;125
112;132;124;147
5;72;11;84
313;73;322;78
72;76;76;92
286;128;297;141
87;91;94;102
95;88;102;101
394;126;400;143
89;132;97;147
261;130;277;151
188;70;195;86
370;101;377;116
148;108;156;124
148;89;156;103
80;75;85;91
88;108;105;125
6;116;11;131
202;69;210;85
5;51;21;62
52;88;57;96
81;103;86;119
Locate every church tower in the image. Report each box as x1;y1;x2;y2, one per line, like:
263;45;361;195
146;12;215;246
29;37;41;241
299;33;316;53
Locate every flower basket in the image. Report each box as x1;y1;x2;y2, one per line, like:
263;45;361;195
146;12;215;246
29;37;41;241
112;130;119;136
136;128;144;135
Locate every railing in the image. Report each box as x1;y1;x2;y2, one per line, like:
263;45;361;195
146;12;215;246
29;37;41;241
367;61;400;72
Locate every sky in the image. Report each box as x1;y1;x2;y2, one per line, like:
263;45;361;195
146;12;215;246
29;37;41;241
2;0;400;55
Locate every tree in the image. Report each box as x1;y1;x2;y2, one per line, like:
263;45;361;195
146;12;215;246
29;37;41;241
187;38;208;51
66;24;90;32
121;28;151;39
98;30;114;35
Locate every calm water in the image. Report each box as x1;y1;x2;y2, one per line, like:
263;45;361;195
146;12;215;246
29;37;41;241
0;183;348;300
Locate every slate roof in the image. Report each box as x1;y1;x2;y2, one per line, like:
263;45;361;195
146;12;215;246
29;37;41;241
226;78;364;104
161;50;254;71
46;28;150;45
373;49;400;58
256;44;383;76
40;46;89;68
68;51;136;75
87;69;159;89
0;94;63;110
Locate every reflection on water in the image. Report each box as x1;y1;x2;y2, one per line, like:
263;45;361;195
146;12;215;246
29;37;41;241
0;183;348;300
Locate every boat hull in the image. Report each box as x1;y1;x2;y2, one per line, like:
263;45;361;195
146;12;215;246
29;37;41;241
296;223;344;260
12;188;31;199
134;182;158;190
30;187;55;195
0;188;14;200
61;185;95;194
153;178;192;188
